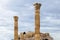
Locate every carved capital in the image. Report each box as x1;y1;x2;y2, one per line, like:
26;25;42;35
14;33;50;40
14;16;18;21
34;3;41;10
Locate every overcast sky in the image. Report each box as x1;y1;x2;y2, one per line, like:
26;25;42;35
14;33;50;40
0;0;60;40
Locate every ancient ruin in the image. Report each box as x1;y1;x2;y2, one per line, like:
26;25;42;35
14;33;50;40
14;3;53;40
34;3;41;40
14;16;18;40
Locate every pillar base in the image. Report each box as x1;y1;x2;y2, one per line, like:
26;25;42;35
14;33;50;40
35;34;40;40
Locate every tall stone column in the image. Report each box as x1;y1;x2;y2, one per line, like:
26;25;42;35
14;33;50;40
34;3;41;40
14;16;18;40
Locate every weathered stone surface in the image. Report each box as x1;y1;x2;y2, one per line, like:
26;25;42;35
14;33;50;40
14;16;18;40
34;3;41;40
19;32;53;40
20;33;24;40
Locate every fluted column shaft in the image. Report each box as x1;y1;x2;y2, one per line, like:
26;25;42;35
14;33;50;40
34;3;41;40
14;16;18;40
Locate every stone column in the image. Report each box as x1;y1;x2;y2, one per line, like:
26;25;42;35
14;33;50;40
34;3;41;40
14;16;18;40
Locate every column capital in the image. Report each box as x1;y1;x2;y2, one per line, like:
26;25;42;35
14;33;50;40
14;16;18;19
14;16;18;21
34;3;41;10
